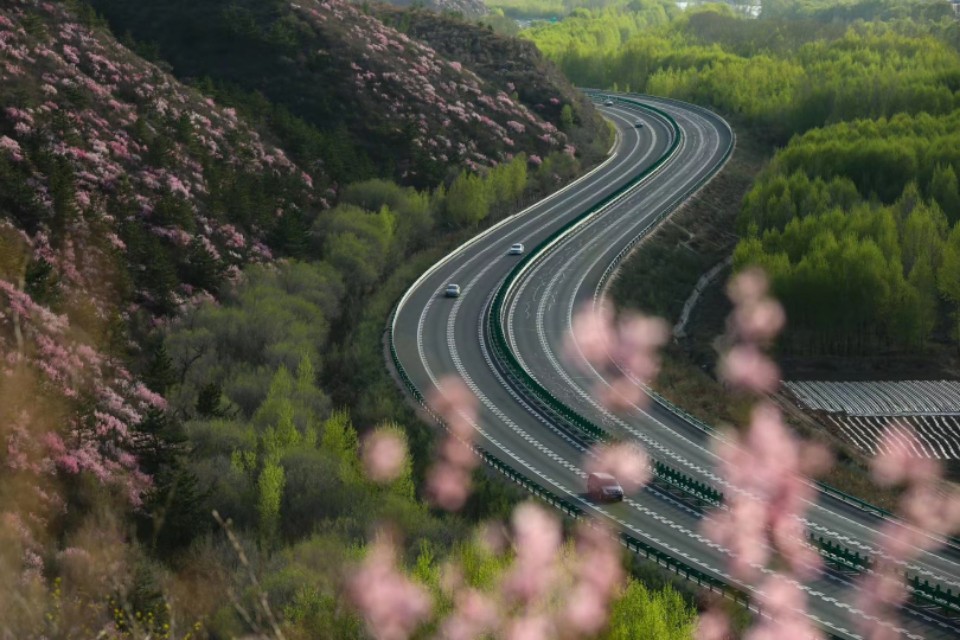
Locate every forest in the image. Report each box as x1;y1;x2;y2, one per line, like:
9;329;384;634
523;0;960;354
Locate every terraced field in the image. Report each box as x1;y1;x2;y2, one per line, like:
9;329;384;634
785;381;960;459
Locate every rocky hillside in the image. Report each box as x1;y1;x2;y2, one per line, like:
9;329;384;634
87;0;607;188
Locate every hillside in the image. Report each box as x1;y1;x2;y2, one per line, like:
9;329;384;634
0;1;627;635
0;0;324;510
380;0;488;18
86;0;608;188
377;4;611;160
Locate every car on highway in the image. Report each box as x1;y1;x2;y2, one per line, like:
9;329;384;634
508;242;524;255
634;119;644;128
603;99;614;106
444;283;461;298
587;472;624;503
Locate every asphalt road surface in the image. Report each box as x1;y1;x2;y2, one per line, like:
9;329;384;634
391;95;960;639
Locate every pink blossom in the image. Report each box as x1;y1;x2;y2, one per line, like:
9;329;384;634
0;135;23;161
363;429;408;483
502;503;561;603
348;535;433;640
585;443;650;494
719;344;780;393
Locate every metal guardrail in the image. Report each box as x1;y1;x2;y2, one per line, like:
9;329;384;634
386;94;756;607
386;311;750;606
594;94;960;556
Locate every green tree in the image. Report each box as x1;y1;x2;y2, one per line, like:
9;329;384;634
560;104;575;131
257;460;285;547
602;582;696;639
443;171;489;228
938;223;960;347
930;164;960;225
321;409;361;483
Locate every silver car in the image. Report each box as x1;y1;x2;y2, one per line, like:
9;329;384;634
444;284;461;298
508;242;524;255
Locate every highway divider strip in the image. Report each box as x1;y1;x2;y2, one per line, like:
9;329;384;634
605;94;960;554
386;95;762;605
487;94;731;507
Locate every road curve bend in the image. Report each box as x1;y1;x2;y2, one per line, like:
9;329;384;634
390;95;960;639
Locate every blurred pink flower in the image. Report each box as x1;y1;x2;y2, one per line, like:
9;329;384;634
584;443;650;494
504;614;553;640
425;376;479;510
430;376;477;440
347;535;433;640
705;402;826;581
745;575;823;640
719;344;780;393
426;462;471;511
566;302;667;411
363;429;408;484
871;426;939;487
696;607;732;640
727;268;770;308
502;503;561;603
438;589;500;640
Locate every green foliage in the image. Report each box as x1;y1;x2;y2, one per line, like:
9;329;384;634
165;261;343;417
314;204;397;292
320;409;362;484
443;171;491;227
938;224;960;343
258;460;286;547
930;163;960;224
525;2;960;143
733;110;960;352
340;179;434;252
601;582;696;639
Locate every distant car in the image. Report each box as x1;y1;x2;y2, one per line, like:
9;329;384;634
634;119;644;128
604;99;614;106
587;472;624;503
444;284;461;298
508;242;524;255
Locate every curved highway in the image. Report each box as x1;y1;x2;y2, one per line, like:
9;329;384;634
390;95;960;639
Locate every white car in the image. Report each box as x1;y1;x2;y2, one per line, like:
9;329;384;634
444;284;461;298
508;243;524;255
603;99;614;106
634;119;644;128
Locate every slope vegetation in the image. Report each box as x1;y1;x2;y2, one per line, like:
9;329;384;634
87;0;605;187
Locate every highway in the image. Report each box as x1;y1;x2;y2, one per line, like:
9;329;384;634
390;95;960;638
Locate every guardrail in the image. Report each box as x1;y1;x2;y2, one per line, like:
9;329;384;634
809;535;872;573
596;94;960;557
386;303;754;607
653;460;724;507
486;93;733;497
386;94;762;610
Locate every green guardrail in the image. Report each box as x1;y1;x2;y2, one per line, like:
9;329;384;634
809;535;872;573
486;94;731;505
386;94;755;611
909;575;960;615
653;460;724;507
594;93;960;556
